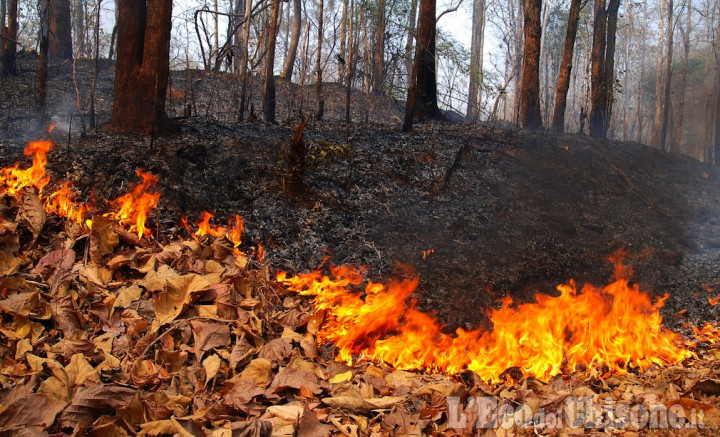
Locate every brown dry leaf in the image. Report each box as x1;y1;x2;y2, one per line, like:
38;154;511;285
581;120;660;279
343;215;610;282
240;358;273;388
226;378;265;408
257;337;292;364
691;379;720;396
0;250;21;276
153;274;212;325
190;319;231;359
65;353;100;386
226;419;273;437
18;188;45;236
32;249;75;276
59;382;136;429
229;334;254;371
322;395;406;414
90;216;119;265
130;359;170;387
297;406;333;437
140;264;179;292
203;354;223;386
114;285;142;309
0;393;66;432
52;294;83;337
0;291;40;316
268;367;325;395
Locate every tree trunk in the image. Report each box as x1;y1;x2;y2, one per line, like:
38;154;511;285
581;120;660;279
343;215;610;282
636;1;647;143
600;0;620;137
49;0;73;60
237;0;252;121
372;0;386;94
316;0;325;119
338;0;348;82
551;0;583;132
406;0;439;126
674;0;691;153
519;0;542;130
263;0;281;123
652;0;666;147
588;0;607;138
345;0;355;123
37;0;50;126
659;0;673;152
281;0;301;79
106;0;172;134
466;0;485;122
404;0;418;80
1;0;17;77
73;0;85;57
513;0;524;125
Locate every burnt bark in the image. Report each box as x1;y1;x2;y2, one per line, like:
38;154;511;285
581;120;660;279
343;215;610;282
49;0;73;60
106;0;173;134
37;0;50;125
345;0;354;123
659;0;673;152
588;0;620;139
263;0;281;123
73;0;85;57
1;0;17;77
551;0;584;132
404;0;439;130
404;0;418;79
466;0;485;123
237;0;252;121
518;0;542;130
673;0;691;152
316;0;325;120
280;0;301;79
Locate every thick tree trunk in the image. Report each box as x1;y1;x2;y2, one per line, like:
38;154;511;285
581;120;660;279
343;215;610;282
588;0;607;138
551;0;583;132
237;0;252;121
372;0;386;94
263;0;281;123
1;0;17;77
406;0;439;125
519;0;542;130
106;0;172;134
404;0;418;80
659;0;674;152
49;0;73;60
338;0;348;82
281;0;301;80
600;0;620;137
674;0;691;152
316;0;325;119
466;0;485;122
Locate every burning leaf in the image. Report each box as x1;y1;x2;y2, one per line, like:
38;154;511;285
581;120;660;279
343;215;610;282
190;320;231;359
104;169;161;238
0;140;53;196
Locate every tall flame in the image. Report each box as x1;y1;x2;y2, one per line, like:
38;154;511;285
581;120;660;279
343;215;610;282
44;181;93;228
278;259;693;383
104;169;161;238
0;140;54;195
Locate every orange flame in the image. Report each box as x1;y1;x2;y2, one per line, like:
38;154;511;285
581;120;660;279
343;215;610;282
278;260;693;383
44;181;94;228
191;212;245;256
104;170;161;238
0;140;54;195
194;211;226;238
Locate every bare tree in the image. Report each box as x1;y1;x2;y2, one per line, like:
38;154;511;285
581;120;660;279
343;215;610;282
466;0;485;122
345;0;355;123
551;0;584;132
107;0;173;134
1;0;17;77
37;0;51;125
519;0;543;130
372;0;386;94
673;0;691;152
316;0;325;119
659;0;674;151
588;0;620;139
263;0;281;123
651;0;666;146
404;0;418;79
281;0;301;79
49;0;73;60
237;0;252;121
73;0;86;57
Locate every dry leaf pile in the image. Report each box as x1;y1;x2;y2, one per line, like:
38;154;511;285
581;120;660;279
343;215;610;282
2;185;720;437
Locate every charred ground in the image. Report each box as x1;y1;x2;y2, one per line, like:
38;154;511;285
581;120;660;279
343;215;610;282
2;54;720;332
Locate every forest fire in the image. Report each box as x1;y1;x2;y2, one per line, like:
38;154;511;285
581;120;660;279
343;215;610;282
104;169;161;238
277;258;694;383
0;139;53;196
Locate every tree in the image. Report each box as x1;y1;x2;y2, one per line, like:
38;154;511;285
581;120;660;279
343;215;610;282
37;0;50;125
263;0;281;123
588;0;620;139
403;0;440;131
73;0;86;57
658;0;674;151
372;0;386;94
49;0;73;60
316;0;325;119
466;0;485;122
281;0;301;79
518;0;542;130
551;0;584;132
237;0;252;121
106;0;172;134
673;0;691;152
1;0;17;77
404;0;418;79
651;0;666;146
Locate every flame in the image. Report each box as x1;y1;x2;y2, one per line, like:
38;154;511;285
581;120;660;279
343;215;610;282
0;140;54;195
278;259;693;383
191;212;245;256
104;170;161;238
44;181;94;228
194;211;226;238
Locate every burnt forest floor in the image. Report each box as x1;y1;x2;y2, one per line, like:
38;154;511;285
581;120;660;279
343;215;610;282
2;53;720;333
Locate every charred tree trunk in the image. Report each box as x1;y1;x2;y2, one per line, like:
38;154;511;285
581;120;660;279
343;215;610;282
466;0;485;123
49;0;73;60
106;0;172;134
37;0;50;125
281;0;301;79
551;0;583;132
652;0;666;147
404;0;418;79
372;0;386;94
316;0;325;120
659;0;673;152
263;0;281;123
601;0;620;137
1;0;17;77
518;0;542;130
588;0;607;138
345;0;354;123
404;0;439;130
237;0;252;121
73;0;85;57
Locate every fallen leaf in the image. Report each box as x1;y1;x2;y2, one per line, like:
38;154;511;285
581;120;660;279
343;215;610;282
114;285;142;309
330;371;353;384
297;406;334;437
257;338;292;364
18;188;45;236
153;274;212;325
229;334;254;370
90;216;119;265
240;358;273;388
32;249;75;276
190;319;231;359
52;294;83;337
0;393;66;432
267;367;324;395
65;353;100;386
691;379;720;396
203;354;223;386
59;382;136;429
